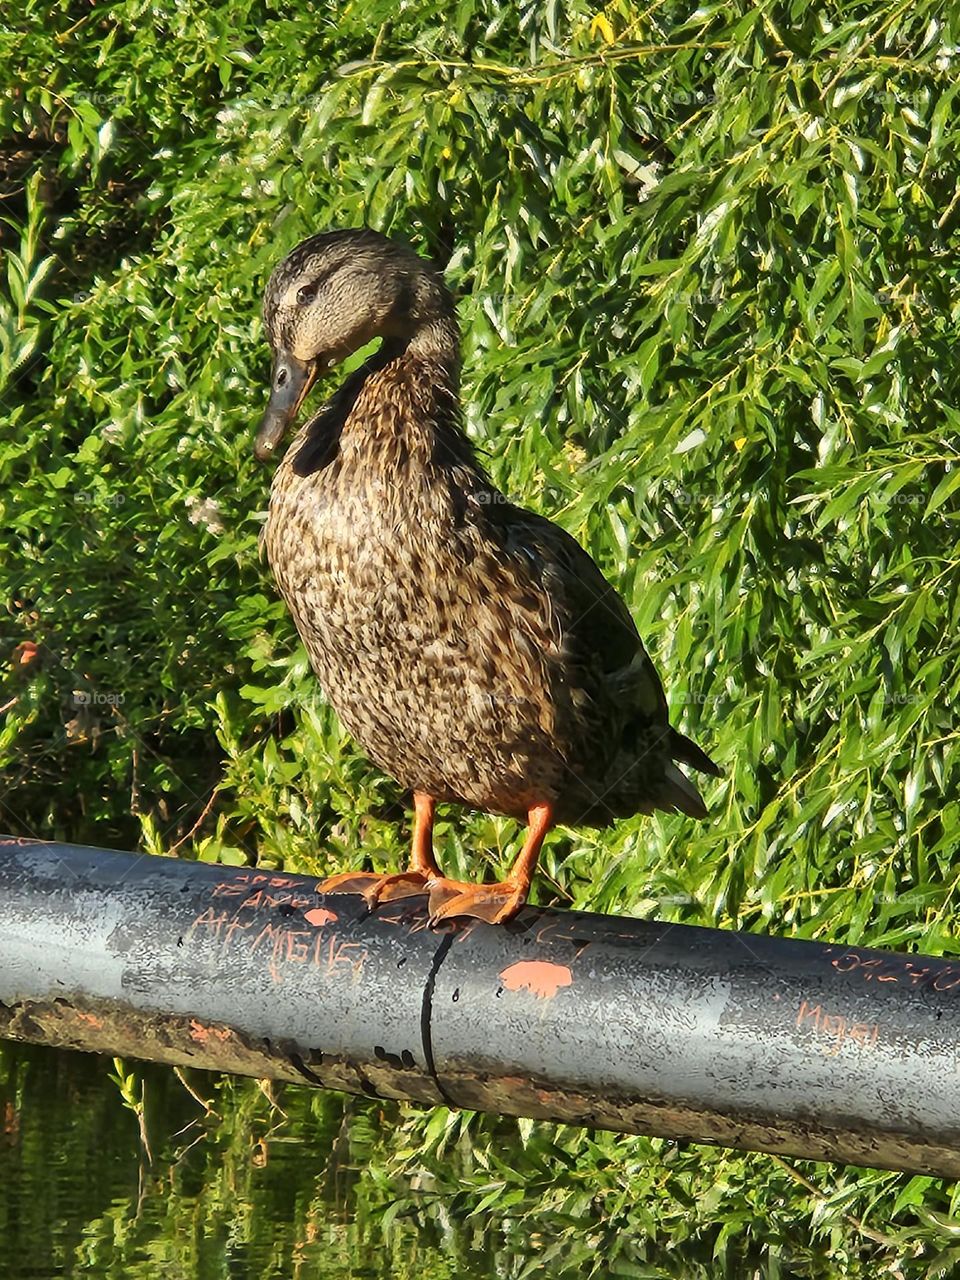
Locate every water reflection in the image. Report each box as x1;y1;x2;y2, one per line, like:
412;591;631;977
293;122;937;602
0;1041;892;1279
0;1044;500;1279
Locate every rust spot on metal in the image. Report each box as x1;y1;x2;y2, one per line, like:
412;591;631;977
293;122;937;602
304;907;338;927
499;960;572;999
189;1019;233;1045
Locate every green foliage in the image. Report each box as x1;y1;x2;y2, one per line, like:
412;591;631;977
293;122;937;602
3;0;960;1271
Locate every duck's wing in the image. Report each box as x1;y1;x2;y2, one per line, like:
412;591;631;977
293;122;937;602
490;501;662;696
485;500;720;788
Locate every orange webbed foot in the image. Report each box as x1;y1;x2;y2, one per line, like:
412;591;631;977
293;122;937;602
317;870;429;908
427;877;528;925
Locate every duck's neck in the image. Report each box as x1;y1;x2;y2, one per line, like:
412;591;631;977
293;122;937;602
384;313;461;390
406;312;459;362
353;313;476;472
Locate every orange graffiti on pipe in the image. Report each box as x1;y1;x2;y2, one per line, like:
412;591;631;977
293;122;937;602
304;907;339;928
499;960;573;999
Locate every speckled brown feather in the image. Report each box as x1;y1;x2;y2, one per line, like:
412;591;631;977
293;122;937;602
260;236;719;829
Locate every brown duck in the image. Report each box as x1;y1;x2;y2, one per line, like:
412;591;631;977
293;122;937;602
256;228;719;924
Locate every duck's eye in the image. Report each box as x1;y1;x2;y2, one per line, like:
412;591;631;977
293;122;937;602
296;283;317;306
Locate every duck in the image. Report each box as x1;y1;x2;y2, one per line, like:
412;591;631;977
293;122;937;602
255;227;719;924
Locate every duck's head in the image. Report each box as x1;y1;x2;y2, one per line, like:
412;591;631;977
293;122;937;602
255;227;454;462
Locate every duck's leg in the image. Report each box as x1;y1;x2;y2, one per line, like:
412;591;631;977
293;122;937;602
318;792;440;906
427;802;553;925
379;791;442;900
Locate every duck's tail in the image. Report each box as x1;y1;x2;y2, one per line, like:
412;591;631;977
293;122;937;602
658;728;721;820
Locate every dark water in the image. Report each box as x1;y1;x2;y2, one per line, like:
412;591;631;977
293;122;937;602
0;1044;506;1280
0;1043;887;1280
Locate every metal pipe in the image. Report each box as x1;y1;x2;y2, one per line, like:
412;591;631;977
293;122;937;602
0;836;958;1175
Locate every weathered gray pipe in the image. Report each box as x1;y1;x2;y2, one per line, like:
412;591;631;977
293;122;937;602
0;835;958;1175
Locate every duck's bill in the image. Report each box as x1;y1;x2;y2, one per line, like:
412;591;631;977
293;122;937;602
254;352;318;461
